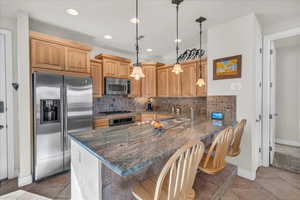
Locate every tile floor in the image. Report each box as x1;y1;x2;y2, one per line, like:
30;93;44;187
223;167;300;200
1;167;300;199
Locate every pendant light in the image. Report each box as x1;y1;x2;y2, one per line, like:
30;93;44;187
130;0;145;80
172;0;184;75
196;16;206;87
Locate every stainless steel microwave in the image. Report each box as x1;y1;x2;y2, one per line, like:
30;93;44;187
104;77;130;96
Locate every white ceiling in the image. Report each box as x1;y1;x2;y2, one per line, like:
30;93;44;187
1;0;300;61
275;34;300;49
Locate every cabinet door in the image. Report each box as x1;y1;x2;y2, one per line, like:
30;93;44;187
129;78;141;97
196;59;207;97
66;47;90;73
141;114;156;122
141;66;157;97
157;68;169;97
91;60;103;97
168;67;181;97
181;62;197;97
31;39;65;70
103;59;119;77
118;62;130;78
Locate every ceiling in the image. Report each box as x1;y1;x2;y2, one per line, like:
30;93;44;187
275;34;300;49
1;0;300;61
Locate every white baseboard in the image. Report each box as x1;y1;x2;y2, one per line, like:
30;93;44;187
276;138;300;147
237;168;256;180
18;174;33;187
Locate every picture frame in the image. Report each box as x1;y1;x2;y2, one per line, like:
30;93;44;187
213;55;242;80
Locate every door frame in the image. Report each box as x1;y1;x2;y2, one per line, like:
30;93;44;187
0;29;15;178
262;27;300;166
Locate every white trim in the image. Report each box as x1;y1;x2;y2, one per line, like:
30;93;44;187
0;29;15;179
18;175;33;187
276;138;300;147
262;26;300;167
237;168;256;180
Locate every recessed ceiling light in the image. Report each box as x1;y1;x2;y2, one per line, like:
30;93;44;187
146;48;153;52
174;39;182;43
130;18;140;24
104;35;112;40
65;8;79;16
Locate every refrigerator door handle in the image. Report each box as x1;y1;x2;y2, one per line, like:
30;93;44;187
64;85;68;150
60;85;65;152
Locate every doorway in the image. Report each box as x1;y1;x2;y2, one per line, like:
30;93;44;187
0;32;8;180
263;27;300;170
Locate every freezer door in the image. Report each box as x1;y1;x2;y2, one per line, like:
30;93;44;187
63;76;93;170
33;73;64;181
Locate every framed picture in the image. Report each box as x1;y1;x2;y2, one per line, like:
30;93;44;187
213;55;242;80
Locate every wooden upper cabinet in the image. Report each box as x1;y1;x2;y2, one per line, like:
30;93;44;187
95;54;131;78
157;67;169;97
129;67;141;97
30;32;92;76
102;58;119;77
66;47;90;73
90;59;103;97
31;39;65;70
181;61;197;97
196;58;207;97
141;62;163;97
118;62;130;78
167;67;181;97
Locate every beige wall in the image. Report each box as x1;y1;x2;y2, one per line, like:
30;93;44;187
275;45;300;146
207;14;261;179
0;16;19;177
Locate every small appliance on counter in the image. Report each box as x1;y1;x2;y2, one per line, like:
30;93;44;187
211;112;224;126
146;98;153;112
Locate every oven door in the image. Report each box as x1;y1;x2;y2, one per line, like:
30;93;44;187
104;77;129;96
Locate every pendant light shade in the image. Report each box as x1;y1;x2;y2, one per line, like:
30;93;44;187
196;16;206;87
130;0;145;80
172;63;183;75
130;64;145;80
172;0;184;75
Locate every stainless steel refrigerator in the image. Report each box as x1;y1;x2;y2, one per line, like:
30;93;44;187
33;72;93;181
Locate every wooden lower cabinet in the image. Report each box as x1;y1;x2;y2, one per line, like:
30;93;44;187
157;67;169;97
141;113;156;122
93;119;109;129
90;59;103;97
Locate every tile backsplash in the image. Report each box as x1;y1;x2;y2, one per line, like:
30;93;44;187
94;95;236;121
207;96;236;121
152;97;207;119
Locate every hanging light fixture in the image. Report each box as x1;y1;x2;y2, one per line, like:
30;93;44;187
196;16;206;87
130;0;145;80
172;0;184;75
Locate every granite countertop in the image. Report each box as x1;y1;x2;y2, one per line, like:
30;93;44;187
69;117;235;176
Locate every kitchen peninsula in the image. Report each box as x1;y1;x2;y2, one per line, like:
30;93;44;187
69;116;235;200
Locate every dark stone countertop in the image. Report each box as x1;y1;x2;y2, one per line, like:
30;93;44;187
69;117;235;177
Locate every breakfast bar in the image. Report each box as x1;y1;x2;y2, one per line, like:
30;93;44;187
69;117;235;200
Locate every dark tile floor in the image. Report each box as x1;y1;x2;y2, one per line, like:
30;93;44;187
1;167;300;200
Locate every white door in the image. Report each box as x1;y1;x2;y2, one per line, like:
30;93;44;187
0;33;8;180
269;41;277;164
255;32;263;167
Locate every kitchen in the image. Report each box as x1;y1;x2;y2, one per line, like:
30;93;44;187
2;0;300;200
